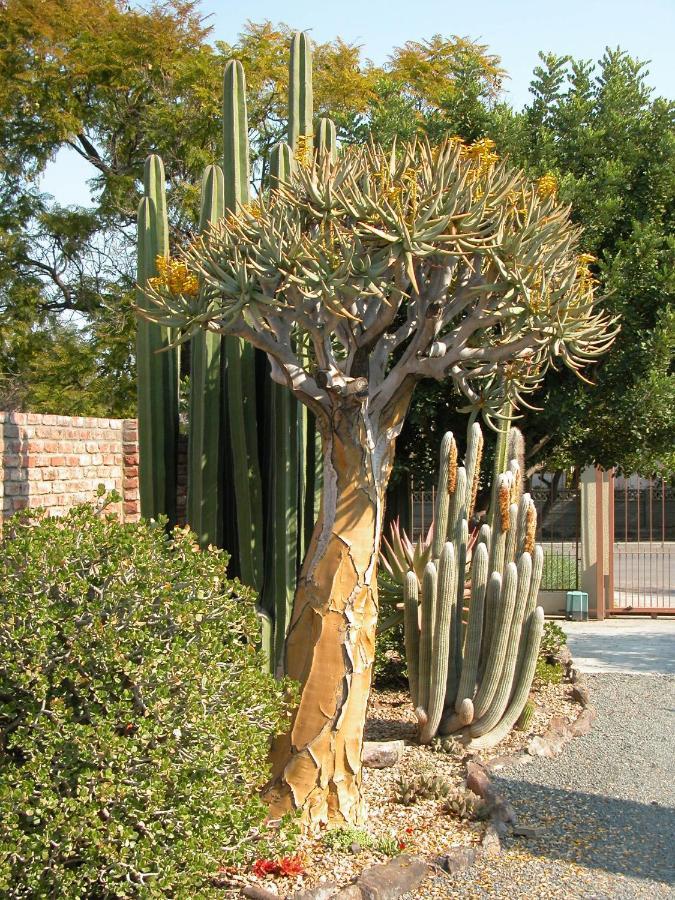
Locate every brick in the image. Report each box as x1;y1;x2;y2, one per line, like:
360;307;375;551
8;412;27;425
50;456;66;466
6;482;29;496
124;476;139;489
12;497;29;511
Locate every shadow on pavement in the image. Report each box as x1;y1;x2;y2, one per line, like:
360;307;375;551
492;776;675;885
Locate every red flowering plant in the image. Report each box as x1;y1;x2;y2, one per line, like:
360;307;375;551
251;855;305;878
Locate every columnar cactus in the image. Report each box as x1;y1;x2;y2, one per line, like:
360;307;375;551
403;420;545;749
187;164;224;546
136;154;178;524
221;59;265;591
315;117;338;160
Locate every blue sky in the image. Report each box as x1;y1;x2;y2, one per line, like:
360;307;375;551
40;0;675;205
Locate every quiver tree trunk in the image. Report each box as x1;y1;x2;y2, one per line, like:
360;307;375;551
265;400;400;827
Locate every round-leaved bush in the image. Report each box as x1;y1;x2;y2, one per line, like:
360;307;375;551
0;496;296;898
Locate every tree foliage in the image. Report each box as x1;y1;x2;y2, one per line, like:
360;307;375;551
396;49;674;478
0;3;671;473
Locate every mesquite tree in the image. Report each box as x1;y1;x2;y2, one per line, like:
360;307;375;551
143;137;615;826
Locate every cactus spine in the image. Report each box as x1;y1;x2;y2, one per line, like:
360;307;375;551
136;154;178;524
187;164;224;546
403;420;545;747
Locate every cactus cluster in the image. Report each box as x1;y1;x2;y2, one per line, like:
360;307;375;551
136;33;338;672
403;420;545;750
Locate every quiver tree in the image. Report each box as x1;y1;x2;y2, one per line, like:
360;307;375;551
142;136;616;826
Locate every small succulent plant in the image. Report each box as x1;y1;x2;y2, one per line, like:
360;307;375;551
515;699;535;731
430;735;462;754
393;773;451;805
442;788;488;821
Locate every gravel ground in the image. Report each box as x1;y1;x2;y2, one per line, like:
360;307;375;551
415;673;675;898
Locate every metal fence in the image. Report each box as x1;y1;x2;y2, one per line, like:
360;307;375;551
409;480;581;591
611;474;675;614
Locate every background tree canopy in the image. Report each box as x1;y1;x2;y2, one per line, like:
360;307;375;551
0;0;672;473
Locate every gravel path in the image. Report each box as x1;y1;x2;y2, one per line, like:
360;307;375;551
419;674;675;898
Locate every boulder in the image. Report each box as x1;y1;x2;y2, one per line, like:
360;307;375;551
357;855;429;900
361;740;405;769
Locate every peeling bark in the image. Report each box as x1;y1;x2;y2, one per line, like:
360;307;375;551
264;395;408;827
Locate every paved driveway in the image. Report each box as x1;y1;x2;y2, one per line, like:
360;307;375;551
561;618;675;675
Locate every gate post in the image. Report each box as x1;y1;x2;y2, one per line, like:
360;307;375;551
580;466;611;619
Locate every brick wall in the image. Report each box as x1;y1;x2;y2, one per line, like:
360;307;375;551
0;412;141;525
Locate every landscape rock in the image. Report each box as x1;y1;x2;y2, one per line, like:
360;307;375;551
292;883;340;900
570;706;597;736
465;760;492;801
333;886;364;899
433;846;478;874
361;740;405;769
480;821;502;858
356;854;429;899
571;682;591;708
242;885;280;900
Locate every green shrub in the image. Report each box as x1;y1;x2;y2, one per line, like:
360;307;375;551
0;495;296;899
323;826;374;852
534;658;564;685
541;554;577;590
373;621;407;689
540;621;567;659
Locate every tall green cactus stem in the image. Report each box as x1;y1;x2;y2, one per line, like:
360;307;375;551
504;501;519;564
464;422;483;520
515;543;544;676
469;552;532;737
223;60;250;210
187;164;225;547
472;561;518;719
454;542;489;713
416;561;437;728
270;141;294;190
465;607;545;750
449;467;467;544
222;59;264;591
516;493;533;557
288;32;313;155
450;517;468;685
477;523;491;550
507;426;525;500
404;571;420;709
432;432;456;559
420;542;456;743
268;382;299;673
315;117;338;159
136;154;178;524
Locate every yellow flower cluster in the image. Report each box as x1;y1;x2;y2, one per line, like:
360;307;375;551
537;173;558;200
576;252;597;293
524;503;537;555
447;439;458;495
148;255;199;296
241;200;263;220
295;133;313;168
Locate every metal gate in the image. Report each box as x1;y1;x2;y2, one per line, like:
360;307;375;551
610;473;675;615
409;476;581;593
